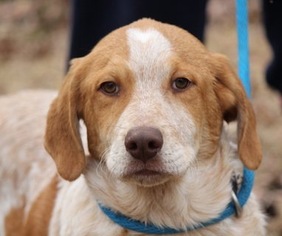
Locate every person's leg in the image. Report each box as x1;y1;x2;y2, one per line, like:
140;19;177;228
69;0;129;60
69;0;208;61
262;0;282;94
127;0;208;42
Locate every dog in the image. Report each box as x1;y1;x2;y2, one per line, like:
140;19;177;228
0;19;265;235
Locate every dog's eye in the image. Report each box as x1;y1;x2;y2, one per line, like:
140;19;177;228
172;77;191;91
100;81;120;95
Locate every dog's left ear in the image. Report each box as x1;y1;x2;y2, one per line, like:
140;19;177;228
45;58;86;181
211;53;262;170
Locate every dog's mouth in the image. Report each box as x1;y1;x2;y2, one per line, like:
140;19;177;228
123;164;172;187
134;169;161;176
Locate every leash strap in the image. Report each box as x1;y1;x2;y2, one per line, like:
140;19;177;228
236;0;251;97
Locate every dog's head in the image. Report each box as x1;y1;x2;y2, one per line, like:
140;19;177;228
45;19;262;186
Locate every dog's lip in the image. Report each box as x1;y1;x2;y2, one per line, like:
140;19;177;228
122;162;172;186
124;160;165;176
133;169;162;176
123;167;171;186
125;166;168;178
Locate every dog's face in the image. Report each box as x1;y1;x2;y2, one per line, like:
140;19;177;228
45;19;262;186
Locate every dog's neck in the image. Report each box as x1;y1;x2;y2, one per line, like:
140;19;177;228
84;137;242;230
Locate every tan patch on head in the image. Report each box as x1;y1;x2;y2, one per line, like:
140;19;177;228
80;56;135;159
45;23;134;180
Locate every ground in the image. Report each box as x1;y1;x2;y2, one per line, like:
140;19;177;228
0;0;281;235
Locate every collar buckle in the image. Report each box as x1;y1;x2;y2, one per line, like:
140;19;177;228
231;190;243;217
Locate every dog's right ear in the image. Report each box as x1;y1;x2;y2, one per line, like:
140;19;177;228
211;53;262;170
45;58;86;181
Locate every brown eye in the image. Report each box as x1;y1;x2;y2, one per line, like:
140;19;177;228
100;81;119;95
172;77;191;91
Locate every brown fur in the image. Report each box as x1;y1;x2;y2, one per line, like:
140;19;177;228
23;176;58;236
211;53;262;169
5;206;25;236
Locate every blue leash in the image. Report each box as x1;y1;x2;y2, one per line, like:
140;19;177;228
99;168;254;234
236;0;251;97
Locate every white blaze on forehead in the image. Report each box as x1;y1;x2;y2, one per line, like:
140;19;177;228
126;28;172;83
125;28;173;120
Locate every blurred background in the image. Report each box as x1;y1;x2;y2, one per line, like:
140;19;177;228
0;0;281;235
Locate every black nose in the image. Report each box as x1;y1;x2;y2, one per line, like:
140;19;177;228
125;127;163;163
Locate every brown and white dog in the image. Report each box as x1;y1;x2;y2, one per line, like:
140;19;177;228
0;19;265;235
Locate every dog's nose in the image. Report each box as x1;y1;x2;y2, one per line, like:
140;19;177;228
125;127;163;163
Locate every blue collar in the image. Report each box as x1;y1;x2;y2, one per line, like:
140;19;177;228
98;167;254;234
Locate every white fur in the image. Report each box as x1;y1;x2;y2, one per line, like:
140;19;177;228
48;176;125;236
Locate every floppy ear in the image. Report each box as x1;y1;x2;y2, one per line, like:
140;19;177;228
45;58;86;181
212;53;262;170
